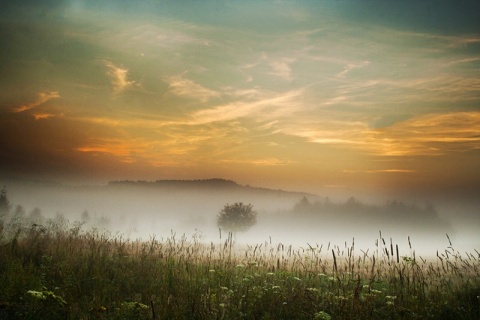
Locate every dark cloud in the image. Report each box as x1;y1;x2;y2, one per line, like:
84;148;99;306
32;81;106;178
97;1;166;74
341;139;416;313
0;110;80;176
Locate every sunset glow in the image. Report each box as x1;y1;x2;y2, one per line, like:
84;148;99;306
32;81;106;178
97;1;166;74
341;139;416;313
1;1;479;198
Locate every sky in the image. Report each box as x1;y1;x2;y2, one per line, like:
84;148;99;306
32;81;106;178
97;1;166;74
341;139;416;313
0;0;479;199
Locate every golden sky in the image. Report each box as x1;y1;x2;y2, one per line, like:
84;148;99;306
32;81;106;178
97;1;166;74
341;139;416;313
0;1;479;197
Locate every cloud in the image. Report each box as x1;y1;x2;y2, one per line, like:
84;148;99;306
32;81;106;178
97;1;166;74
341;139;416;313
220;157;296;166
279;118;370;146
369;112;480;156
167;75;220;102
336;61;370;78
33;113;56;121
276;111;480;157
268;57;295;81
343;169;416;174
396;30;480;49
443;56;480;67
11;91;60;113
75;138;153;164
104;60;136;94
190;89;304;124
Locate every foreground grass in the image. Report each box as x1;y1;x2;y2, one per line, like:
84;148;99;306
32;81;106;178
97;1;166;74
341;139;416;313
0;220;479;319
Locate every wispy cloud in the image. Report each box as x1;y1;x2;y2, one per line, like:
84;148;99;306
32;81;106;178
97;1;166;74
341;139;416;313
443;56;480;67
33;113;56;121
220;157;296;166
11;91;60;113
278;118;370;146
104;60;136;94
276;111;480;157
343;169;416;174
75;138;153;164
190;89;304;124
268;57;295;81
167;74;220;102
369;112;480;156
336;60;370;78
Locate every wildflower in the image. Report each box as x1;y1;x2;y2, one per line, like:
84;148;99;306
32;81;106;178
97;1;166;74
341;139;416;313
27;290;46;300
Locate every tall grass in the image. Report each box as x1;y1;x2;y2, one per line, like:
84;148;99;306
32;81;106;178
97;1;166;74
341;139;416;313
0;218;479;319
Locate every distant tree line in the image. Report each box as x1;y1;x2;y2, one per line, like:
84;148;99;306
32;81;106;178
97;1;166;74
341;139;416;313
291;196;445;226
0;187;111;234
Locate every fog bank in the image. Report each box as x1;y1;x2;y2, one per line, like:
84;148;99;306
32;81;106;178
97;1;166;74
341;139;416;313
1;177;478;258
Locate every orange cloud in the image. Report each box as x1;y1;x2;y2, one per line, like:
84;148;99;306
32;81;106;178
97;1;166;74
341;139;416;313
220;158;296;166
281;111;480;157
168;75;220;102
11;91;60;113
33;113;55;121
74;138;151;163
104;60;136;94
343;169;416;174
370;111;480;156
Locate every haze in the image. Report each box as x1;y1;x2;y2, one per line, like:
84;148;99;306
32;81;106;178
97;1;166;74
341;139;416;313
0;1;479;256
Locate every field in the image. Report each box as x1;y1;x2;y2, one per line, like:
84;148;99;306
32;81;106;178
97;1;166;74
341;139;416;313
1;218;479;319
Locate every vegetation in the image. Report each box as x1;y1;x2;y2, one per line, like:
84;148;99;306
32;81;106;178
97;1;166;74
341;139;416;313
291;196;450;232
0;191;479;319
217;202;257;234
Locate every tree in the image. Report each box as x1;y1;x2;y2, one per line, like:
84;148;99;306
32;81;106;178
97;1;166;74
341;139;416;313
217;202;257;234
0;186;12;217
28;207;44;225
81;210;91;224
293;196;312;213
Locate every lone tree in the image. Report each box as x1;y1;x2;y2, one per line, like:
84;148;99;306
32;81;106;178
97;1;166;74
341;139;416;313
217;202;257;234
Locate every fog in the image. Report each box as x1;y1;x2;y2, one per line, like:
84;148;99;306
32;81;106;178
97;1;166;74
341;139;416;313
1;177;478;259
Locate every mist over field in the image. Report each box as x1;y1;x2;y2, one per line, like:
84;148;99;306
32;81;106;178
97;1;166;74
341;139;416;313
2;177;478;258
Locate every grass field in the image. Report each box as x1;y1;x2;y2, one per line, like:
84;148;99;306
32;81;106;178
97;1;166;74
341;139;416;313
1;217;479;319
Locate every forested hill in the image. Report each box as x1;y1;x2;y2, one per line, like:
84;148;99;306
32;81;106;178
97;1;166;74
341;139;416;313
107;178;314;198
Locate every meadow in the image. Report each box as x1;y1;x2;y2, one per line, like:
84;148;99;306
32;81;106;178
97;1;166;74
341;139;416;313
0;216;479;319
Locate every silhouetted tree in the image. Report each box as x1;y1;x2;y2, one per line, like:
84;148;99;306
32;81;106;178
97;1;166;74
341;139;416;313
81;210;91;224
96;215;110;229
13;205;26;220
293;196;312;213
28;207;44;225
217;202;257;234
0;186;12;217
